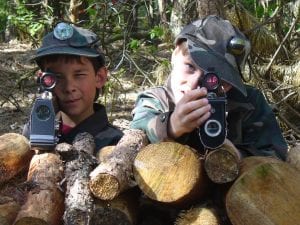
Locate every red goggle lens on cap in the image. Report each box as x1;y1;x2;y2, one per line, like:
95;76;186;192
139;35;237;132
37;72;57;90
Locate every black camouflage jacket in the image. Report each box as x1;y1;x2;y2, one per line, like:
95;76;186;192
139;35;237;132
130;85;287;160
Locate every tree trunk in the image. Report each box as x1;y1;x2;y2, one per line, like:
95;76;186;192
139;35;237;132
0;196;21;225
89;129;148;200
175;204;220;225
204;140;241;183
170;0;198;37
197;0;225;18
170;0;225;37
226;156;300;225
58;132;97;225
14;153;65;225
0;133;33;184
133;142;209;206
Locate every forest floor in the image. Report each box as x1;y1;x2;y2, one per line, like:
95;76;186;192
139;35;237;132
0;40;140;135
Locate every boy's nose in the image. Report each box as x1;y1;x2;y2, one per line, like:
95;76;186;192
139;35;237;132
60;78;76;93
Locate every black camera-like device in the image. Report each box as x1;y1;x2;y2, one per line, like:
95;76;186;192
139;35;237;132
198;72;227;149
29;72;60;150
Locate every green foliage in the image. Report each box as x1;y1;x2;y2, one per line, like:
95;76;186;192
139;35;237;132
129;38;141;51
149;25;164;39
7;1;53;41
0;0;8;35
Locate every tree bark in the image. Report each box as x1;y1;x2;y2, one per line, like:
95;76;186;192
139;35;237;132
0;196;21;225
226;156;300;225
133;142;209;206
0;133;33;184
204;139;241;183
58;132;98;225
89;129;148;200
286;143;300;171
91;188;139;225
14;153;64;225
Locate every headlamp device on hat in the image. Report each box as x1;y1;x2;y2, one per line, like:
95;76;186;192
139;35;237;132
175;15;251;97
33;22;104;64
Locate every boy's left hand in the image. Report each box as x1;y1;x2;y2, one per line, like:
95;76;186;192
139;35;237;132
168;87;211;139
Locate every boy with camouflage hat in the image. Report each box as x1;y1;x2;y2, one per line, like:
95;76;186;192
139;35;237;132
130;15;287;160
23;22;123;151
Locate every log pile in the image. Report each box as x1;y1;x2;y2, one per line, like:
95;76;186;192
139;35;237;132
1;131;300;225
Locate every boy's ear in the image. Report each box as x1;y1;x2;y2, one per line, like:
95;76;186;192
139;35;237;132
95;67;108;88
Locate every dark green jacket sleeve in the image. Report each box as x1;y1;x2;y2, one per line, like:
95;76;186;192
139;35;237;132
130;88;172;143
228;86;288;160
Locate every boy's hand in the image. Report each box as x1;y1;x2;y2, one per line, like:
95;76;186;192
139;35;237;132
168;87;211;139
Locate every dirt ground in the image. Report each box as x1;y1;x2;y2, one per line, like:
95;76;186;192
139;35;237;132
0;40;138;136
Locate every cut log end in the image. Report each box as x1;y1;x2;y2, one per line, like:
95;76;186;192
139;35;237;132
204;148;239;183
226;158;300;225
133;142;207;205
14;217;48;225
89;173;120;200
175;205;220;225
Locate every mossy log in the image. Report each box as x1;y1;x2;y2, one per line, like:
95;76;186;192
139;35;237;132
91;188;139;225
14;153;64;225
89;129;148;200
204;139;241;183
59;133;98;225
226;156;300;225
0;196;21;225
133;142;209;206
0;133;33;183
175;204;220;225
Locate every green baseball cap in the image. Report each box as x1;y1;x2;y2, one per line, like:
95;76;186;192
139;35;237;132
33;22;105;63
175;15;251;96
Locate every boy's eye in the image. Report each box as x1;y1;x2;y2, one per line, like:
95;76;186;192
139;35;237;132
185;63;196;72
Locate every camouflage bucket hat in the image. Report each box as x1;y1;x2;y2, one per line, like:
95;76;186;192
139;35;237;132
33;22;104;63
175;15;251;96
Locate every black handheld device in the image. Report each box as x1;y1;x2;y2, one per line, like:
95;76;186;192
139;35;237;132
29;72;60;150
198;72;227;149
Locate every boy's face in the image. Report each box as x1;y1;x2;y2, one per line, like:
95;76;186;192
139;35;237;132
43;56;107;124
170;47;204;104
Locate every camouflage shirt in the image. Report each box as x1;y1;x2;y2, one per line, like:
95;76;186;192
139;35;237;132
130;85;287;160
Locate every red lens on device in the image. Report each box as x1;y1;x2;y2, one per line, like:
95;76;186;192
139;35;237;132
203;73;219;91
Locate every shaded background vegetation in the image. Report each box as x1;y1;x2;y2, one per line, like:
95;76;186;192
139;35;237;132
0;0;299;147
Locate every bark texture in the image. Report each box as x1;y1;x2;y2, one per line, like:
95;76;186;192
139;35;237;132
91;188;139;225
14;153;64;225
59;132;98;225
89;129;148;200
286;143;300;171
0;196;21;225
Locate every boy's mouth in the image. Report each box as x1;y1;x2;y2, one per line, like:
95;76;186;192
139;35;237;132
64;98;80;105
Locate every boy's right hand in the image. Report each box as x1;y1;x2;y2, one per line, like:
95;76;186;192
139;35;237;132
168;87;211;139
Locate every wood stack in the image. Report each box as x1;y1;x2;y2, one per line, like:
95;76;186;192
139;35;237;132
0;131;300;225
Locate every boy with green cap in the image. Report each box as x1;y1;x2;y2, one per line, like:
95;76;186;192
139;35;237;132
23;22;123;152
131;15;287;160
131;14;288;225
